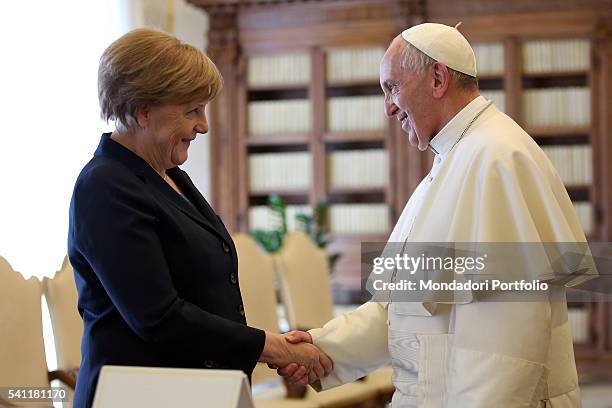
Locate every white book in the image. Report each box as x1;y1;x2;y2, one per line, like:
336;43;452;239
473;43;505;75
327;96;386;132
329;204;389;234
523;39;590;73
568;308;589;344
328;149;388;188
249;152;311;191
326;47;385;83
247;53;310;86
523;87;590;127
248;99;311;135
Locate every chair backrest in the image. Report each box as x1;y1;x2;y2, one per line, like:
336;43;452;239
0;256;50;389
274;232;334;330
43;256;83;370
232;234;280;385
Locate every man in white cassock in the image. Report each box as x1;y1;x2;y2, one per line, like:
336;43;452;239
277;23;595;407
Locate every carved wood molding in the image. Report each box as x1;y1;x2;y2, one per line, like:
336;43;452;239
206;8;239;65
189;0;424;18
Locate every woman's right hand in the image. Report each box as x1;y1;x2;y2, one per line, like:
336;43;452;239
259;331;332;384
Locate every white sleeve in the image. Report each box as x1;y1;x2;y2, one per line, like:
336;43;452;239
447;300;551;407
308;301;390;390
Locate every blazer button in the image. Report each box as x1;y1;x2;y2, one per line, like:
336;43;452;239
230;273;237;285
238;304;245;316
204;360;214;368
222;242;230;253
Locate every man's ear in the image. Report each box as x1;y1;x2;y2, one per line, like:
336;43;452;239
431;62;450;99
135;106;150;129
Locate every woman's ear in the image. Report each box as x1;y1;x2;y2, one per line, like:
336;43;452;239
135;106;150;129
432;62;450;99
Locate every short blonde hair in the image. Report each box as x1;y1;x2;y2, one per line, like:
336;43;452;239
98;28;222;129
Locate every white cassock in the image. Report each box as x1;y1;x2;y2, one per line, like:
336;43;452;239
309;95;596;407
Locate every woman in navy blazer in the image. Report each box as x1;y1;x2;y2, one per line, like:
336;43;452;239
68;28;331;408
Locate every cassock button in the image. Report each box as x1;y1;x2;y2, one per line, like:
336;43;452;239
428;176;433;182
238;304;245;316
222;242;230;253
435;157;441;164
230;273;237;284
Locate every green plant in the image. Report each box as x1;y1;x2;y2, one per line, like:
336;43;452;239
250;194;287;253
250;194;341;272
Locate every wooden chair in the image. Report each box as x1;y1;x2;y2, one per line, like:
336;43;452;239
233;233;320;408
275;232;394;406
42;257;82;390
0;256;73;407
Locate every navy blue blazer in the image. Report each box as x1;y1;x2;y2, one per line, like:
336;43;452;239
68;133;265;408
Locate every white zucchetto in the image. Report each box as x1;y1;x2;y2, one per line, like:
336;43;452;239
401;22;477;77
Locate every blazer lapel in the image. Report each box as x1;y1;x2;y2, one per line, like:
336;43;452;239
94;133;228;242
168;168;233;244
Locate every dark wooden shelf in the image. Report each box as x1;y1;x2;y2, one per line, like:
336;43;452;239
248;190;309;205
566;184;591;201
328;186;386;195
249;189;308;196
327;188;386;204
522;74;588;88
246;133;310;146
247;87;308;101
527;126;591;137
330;233;389;243
247;83;309;92
324;130;386;143
522;70;588;79
477;73;504;80
326;79;380;87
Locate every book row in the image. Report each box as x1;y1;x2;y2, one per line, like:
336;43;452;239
329;204;389;234
472;43;505;75
327;96;387;132
522;39;590;74
326;47;385;83
249;152;311;191
541;145;592;185
248;205;311;232
249;203;389;235
568;308;589;344
522;87;590;127
245;38;590;88
248;200;590;241
480;90;506;112
247;53;311;86
248;100;311;135
573;202;592;234
327;149;388;188
248;95;388;135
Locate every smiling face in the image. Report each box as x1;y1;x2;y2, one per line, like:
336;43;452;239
139;100;209;169
380;39;435;151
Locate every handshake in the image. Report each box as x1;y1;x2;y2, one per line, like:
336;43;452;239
259;330;333;386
